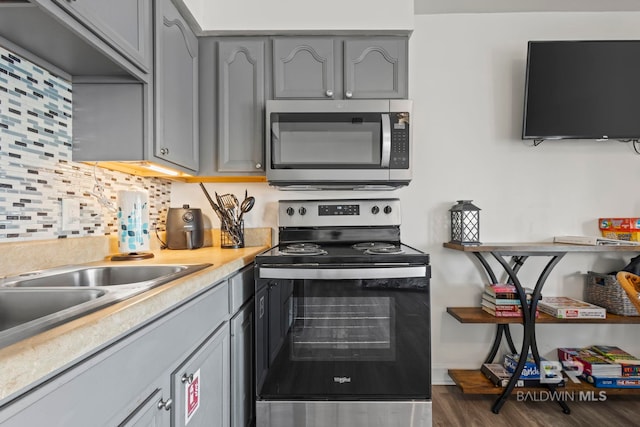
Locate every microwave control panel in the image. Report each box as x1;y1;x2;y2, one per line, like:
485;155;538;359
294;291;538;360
390;112;410;169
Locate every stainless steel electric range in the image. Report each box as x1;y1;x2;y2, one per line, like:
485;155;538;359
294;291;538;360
254;198;432;427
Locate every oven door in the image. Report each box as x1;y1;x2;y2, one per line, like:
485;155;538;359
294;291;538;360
255;264;430;400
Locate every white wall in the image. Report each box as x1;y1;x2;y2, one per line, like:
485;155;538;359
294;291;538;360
181;0;413;33
173;10;640;385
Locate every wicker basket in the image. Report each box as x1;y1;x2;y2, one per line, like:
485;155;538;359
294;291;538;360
585;271;640;316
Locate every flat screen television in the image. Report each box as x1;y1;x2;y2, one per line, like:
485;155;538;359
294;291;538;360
522;40;640;141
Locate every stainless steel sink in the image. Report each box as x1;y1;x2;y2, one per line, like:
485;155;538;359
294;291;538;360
0;263;212;349
0;289;105;331
5;265;188;288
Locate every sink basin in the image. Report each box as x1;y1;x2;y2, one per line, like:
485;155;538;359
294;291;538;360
8;265;188;288
0;288;105;332
0;263;212;349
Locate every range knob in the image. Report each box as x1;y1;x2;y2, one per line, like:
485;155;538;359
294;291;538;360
371;206;380;214
384;205;393;214
298;207;307;216
286;207;295;216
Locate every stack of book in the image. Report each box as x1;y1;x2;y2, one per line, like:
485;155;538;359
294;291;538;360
557;345;640;388
481;283;539;318
481;353;565;388
538;297;606;319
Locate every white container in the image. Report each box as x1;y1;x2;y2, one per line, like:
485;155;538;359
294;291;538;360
117;190;150;254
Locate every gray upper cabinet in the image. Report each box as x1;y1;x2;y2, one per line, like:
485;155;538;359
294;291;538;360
217;39;265;173
272;37;335;99
272;36;408;99
343;38;408;99
72;0;199;175
52;0;152;73
154;0;199;172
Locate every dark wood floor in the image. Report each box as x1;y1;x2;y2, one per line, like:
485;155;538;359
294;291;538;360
433;385;639;426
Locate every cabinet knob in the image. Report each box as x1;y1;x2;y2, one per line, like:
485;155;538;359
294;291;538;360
255;163;262;169
181;373;194;384
157;398;173;411
325;89;334;98
160;148;169;155
345;90;353;99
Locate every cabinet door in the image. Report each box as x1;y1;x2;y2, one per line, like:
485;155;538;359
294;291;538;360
154;0;199;172
119;387;171;427
343;38;408;99
272;37;336;99
255;286;269;393
172;325;230;427
53;0;152;72
217;39;265;172
230;301;254;427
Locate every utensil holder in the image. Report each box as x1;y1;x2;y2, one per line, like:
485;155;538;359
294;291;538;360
221;220;244;249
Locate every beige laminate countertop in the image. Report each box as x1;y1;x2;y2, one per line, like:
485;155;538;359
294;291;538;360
0;244;269;403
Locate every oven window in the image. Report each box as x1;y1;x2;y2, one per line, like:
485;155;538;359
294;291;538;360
271;113;382;168
291;296;395;362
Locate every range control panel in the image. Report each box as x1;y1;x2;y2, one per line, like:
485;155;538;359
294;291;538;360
318;204;360;216
279;199;401;228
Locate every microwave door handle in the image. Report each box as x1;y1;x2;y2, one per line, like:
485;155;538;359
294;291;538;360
271;122;280;166
381;113;391;168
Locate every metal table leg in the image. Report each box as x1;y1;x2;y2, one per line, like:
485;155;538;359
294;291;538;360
490;252;567;414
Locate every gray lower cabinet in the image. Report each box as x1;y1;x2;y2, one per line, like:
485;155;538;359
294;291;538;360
254;285;269;394
120;309;230;427
154;0;199;172
0;280;230;427
119;383;171;427
51;0;152;73
272;36;408;99
228;265;255;427
172;324;230;427
230;301;254;427
198;38;266;176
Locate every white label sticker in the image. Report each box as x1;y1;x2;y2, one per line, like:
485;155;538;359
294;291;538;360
185;369;201;425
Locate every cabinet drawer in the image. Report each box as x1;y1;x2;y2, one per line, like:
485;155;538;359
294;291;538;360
229;265;255;315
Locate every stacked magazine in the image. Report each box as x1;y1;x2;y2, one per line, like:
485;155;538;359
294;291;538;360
558;345;640;388
481;284;539;318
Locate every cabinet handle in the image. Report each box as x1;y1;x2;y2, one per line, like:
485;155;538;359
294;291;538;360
160;148;169;155
255;163;262;169
157;398;173;411
181;373;194;384
325;89;333;98
345;90;353;99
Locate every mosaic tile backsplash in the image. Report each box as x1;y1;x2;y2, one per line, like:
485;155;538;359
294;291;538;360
0;45;171;242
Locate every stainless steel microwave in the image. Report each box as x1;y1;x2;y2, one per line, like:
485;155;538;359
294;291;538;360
266;99;413;190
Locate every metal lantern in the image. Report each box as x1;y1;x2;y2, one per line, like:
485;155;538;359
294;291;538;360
449;200;481;245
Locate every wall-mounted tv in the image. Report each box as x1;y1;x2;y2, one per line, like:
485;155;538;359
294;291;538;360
522;40;640;141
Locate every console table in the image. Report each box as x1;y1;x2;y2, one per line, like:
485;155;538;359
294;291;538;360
443;242;640;414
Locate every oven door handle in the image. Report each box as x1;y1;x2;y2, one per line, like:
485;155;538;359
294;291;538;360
258;266;427;280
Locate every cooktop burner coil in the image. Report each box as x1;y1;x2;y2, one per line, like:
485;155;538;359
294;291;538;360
364;246;405;255
352;242;397;251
